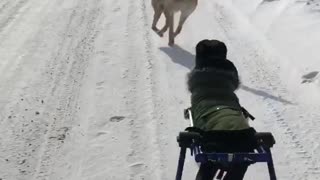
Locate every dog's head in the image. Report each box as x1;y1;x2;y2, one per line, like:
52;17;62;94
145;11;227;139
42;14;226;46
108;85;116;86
195;39;227;69
188;39;240;93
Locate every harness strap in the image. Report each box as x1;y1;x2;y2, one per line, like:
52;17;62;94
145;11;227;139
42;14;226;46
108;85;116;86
186;106;255;121
241;107;255;121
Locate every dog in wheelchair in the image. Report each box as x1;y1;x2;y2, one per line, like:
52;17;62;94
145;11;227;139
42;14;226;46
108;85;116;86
186;39;257;180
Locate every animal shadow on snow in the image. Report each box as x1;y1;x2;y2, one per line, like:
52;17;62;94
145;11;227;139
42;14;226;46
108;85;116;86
159;46;295;105
159;45;195;69
240;85;295;105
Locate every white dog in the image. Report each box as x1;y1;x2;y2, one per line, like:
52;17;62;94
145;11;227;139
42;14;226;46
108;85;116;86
151;0;198;46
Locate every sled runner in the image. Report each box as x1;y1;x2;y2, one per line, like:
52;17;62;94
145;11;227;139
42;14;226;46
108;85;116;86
175;108;277;180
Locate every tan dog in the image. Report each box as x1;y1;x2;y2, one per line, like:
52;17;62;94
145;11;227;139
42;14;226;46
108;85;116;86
151;0;198;46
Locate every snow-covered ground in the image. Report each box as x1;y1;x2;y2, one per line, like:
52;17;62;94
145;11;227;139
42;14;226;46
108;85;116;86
0;0;320;179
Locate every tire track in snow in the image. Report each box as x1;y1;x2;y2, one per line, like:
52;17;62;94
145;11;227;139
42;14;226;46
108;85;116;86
251;60;320;179
254;59;320;179
33;0;101;179
140;1;167;179
211;2;320;179
0;1;11;15
0;0;51;114
124;0;161;179
139;2;185;180
0;1;82;179
48;0;135;179
239;51;320;179
0;0;30;35
0;0;33;78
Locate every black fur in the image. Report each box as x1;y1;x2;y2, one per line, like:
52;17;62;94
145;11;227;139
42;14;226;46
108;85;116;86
187;40;241;109
195;39;227;62
187;57;240;92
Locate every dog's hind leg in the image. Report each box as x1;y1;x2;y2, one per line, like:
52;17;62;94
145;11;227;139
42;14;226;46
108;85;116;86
167;10;175;46
158;9;171;38
157;21;168;37
174;8;195;37
152;6;163;33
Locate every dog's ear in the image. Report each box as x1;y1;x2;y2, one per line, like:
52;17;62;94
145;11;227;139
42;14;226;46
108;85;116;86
196;39;211;57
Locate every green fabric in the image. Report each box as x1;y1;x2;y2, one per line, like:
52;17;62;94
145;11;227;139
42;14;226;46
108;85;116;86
192;104;250;131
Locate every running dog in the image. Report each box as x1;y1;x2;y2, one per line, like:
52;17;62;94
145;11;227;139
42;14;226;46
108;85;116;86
151;0;198;46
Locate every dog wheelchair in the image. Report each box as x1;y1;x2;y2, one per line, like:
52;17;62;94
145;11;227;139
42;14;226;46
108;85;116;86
175;108;277;180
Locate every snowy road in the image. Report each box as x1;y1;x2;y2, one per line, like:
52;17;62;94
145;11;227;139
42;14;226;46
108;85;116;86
0;0;320;179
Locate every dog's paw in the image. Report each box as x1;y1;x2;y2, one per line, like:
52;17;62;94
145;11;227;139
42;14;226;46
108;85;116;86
156;31;164;37
168;41;174;46
152;26;159;32
152;28;163;37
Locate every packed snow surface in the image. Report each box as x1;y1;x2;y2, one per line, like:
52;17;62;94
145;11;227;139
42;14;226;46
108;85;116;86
0;0;320;179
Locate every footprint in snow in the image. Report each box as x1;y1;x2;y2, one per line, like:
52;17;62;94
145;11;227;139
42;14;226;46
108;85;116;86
113;7;120;12
109;116;125;122
301;71;319;84
96;81;104;86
